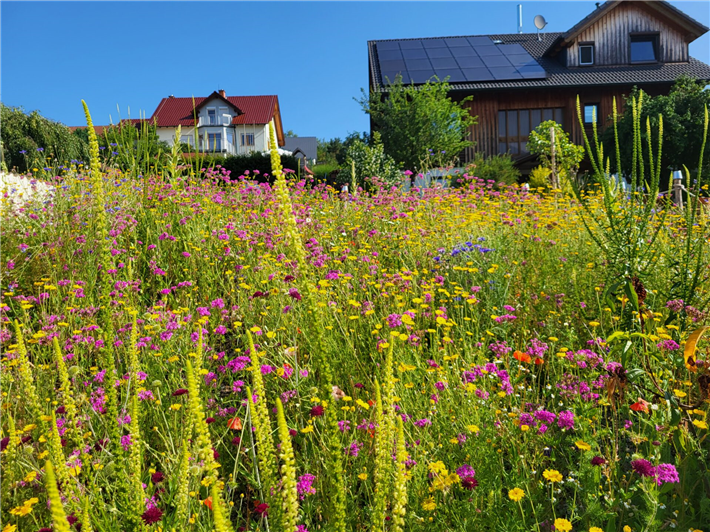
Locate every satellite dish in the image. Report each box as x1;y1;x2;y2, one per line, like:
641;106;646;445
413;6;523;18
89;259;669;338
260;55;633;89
534;15;547;30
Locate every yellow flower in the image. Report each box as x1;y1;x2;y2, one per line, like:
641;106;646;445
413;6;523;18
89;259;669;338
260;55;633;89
575;440;591;451
23;471;38;482
692;419;708;430
554;518;572;532
508;487;525;501
623;527;632;532
590;528;604;532
358;472;368;480
673;389;687;398
300;425;314;434
3;525;18;532
543;469;563;482
428;461;448;475
421;497;437;511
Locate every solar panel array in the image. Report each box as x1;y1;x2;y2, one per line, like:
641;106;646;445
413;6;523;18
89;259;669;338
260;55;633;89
375;37;546;85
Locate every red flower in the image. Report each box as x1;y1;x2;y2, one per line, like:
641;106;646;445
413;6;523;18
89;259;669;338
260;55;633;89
254;502;269;515
630;398;650;414
203;497;213;510
151;471;165;484
141;506;164;524
513;351;531;363
310;405;324;417
172;388;188;396
228;417;243;430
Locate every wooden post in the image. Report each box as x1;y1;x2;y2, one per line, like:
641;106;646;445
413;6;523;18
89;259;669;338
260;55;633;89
550;126;557;189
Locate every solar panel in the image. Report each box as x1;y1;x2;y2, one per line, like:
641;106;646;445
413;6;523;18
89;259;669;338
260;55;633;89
450;46;479;58
489;66;521;80
375;36;546;85
482;55;512;68
461;67;494;82
445;37;471;47
404;58;433;71
399;40;424;50
422;39;447;48
376;41;400;51
434;69;466;82
455;55;485;69
476;46;503;57
430;57;458;69
378;49;403;61
380;59;407;71
402;48;427;60
426;47;453;59
409;69;436;83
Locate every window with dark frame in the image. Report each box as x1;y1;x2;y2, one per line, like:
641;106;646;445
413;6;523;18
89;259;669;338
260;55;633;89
241;133;255;146
579;44;594;65
583;104;600;125
498;108;564;156
630;34;658;63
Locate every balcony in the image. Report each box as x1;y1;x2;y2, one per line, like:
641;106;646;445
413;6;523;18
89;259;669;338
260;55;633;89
197;116;231;127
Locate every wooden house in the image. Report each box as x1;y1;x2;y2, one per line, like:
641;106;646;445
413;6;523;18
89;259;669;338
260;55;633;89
367;0;710;169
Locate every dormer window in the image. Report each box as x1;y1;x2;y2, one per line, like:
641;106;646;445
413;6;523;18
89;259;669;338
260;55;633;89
208;108;216;125
630;34;658;63
579;43;594;66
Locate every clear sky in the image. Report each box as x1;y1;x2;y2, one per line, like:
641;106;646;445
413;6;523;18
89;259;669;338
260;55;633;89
1;1;708;142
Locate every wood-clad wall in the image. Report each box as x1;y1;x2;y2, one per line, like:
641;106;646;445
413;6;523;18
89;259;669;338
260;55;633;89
566;2;689;67
459;84;671;164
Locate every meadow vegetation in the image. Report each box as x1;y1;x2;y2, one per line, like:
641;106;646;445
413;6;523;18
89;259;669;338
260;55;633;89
1;97;710;532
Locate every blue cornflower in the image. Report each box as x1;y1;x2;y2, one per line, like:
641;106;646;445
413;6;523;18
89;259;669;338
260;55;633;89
477;237;486;242
36;147;44;152
19;150;27;154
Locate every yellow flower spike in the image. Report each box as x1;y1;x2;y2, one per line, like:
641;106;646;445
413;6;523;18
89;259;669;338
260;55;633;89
44;461;71;532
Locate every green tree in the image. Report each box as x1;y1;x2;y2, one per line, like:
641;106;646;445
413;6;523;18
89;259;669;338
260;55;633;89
357;76;476;172
317;132;370;165
1;103;89;172
601;76;710;184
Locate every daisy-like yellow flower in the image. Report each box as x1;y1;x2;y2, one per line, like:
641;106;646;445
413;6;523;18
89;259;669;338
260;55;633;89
421;497;437;511
554;518;572;531
543;469;563;482
508;487;525;501
3;525;18;532
575;440;591;451
623;527;631;532
589;528;604;532
692;419;708;430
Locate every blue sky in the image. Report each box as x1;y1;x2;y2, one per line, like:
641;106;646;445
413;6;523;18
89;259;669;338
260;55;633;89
2;1;709;141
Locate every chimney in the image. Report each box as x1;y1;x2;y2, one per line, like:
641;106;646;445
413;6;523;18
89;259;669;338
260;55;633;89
219;89;226;98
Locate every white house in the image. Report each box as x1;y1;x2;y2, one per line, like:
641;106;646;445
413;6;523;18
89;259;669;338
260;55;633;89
148;90;285;155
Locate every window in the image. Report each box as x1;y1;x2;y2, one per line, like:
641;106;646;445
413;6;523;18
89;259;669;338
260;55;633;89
498;108;564;156
579;43;594;65
207;108;216;125
630;34;658;63
583;104;600;125
241;133;255;146
208;133;221;151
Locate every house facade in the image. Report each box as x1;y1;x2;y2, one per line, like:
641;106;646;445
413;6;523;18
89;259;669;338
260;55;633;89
367;0;710;168
149;90;285;155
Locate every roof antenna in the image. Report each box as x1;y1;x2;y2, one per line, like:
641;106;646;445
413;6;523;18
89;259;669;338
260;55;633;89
517;4;523;34
534;14;548;42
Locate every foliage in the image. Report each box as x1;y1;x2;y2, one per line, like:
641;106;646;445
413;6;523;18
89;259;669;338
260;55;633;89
467;153;520;186
219;152;303;182
0;103;89;173
95;120;171;176
358;76;476;172
528;120;585;184
529;165;552;191
601;76;710;184
317;132;370;165
344;131;401;189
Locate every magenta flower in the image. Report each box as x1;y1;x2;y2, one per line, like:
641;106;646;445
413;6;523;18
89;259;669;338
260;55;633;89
631;459;656;478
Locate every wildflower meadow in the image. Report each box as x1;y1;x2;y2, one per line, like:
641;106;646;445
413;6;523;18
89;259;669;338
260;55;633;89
1;100;710;532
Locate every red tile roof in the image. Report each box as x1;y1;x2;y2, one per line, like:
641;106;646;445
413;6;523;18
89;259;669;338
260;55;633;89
150;94;280;127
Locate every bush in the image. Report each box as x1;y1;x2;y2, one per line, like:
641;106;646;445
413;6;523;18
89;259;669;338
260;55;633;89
219;152;303;183
344;132;402;189
528;166;552;191
528;120;585;185
1;103;89;173
467;153;520;186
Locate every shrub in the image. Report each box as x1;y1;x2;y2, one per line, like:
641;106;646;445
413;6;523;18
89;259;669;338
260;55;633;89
219;152;303;182
528;120;585;186
467;153;520;186
344;132;401;189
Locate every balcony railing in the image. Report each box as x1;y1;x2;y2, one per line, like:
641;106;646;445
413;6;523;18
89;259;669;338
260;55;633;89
198;117;231;127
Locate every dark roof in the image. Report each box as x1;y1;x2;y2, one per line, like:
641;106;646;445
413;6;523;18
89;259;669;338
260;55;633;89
369;32;710;93
562;0;709;45
283;137;317;160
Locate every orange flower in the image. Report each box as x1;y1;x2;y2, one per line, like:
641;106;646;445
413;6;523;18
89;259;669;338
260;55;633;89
630;398;650;414
534;357;544;365
203;496;213;510
513;350;531;363
228;417;243;430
